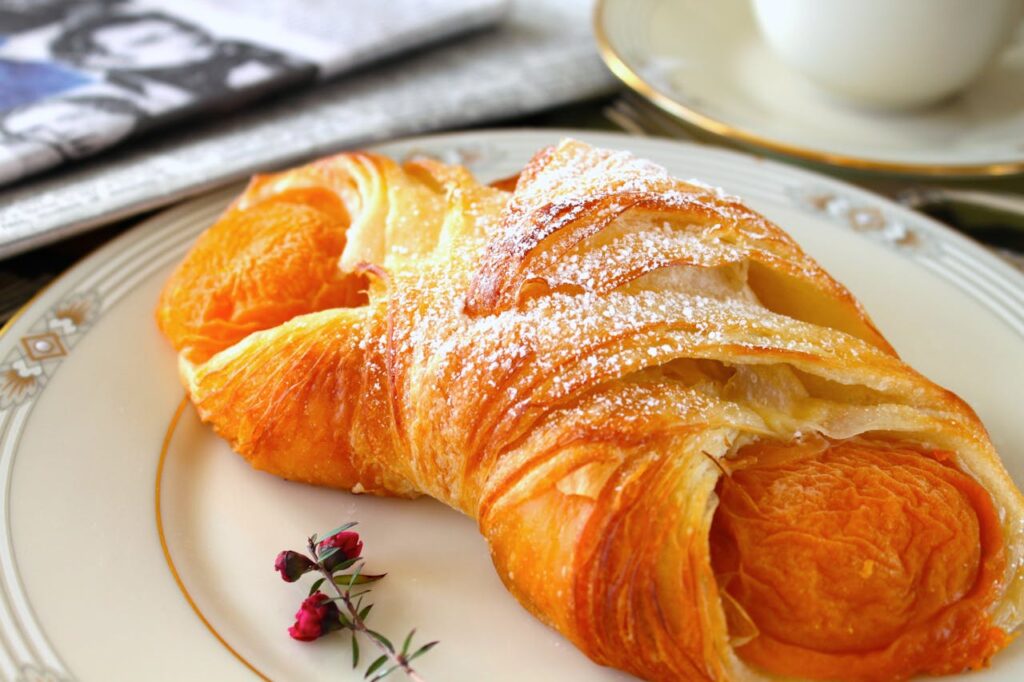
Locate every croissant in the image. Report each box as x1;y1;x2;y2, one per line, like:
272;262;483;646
156;139;1024;681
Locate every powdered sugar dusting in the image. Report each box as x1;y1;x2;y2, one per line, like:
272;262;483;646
464;139;831;314
194;139;954;526
323;140;927;499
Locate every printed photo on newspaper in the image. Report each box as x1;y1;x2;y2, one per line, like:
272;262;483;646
0;0;507;187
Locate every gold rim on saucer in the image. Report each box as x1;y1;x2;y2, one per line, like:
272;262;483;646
593;0;1024;178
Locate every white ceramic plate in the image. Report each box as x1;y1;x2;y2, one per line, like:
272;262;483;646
595;0;1024;177
0;129;1023;682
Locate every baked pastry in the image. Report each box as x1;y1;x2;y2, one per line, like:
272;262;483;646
156;139;1024;681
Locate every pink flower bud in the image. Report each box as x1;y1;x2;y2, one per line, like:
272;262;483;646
275;550;315;582
318;531;363;571
288;592;343;641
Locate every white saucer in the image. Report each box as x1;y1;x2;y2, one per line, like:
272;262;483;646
595;0;1024;177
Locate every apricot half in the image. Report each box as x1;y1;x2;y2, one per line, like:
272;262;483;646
710;439;1007;681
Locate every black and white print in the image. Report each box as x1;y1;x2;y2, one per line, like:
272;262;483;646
0;0;316;186
47;9;314;104
0;0;511;189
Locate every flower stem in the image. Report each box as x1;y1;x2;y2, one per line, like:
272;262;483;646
307;538;426;682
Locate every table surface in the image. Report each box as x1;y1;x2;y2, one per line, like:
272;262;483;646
0;93;1020;325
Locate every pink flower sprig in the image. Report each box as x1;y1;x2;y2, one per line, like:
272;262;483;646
275;522;437;681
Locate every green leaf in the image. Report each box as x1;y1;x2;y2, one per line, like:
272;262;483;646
351;632;359;669
348;562;363;587
367;630;394;652
318;546;340;563
401;629;416;655
358;603;374;621
408;641;439;663
338;612;353;629
364;655;388;678
308;577;325;597
369;664;400;682
322;522;357;538
335;557;360;571
335;572;385;586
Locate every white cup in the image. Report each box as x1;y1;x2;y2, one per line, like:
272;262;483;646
751;0;1024;109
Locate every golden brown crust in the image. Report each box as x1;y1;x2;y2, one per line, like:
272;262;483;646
157;140;1024;681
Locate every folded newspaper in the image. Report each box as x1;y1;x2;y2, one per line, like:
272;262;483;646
0;0;615;259
0;0;507;187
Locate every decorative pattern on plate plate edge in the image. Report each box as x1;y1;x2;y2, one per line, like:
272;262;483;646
789;186;935;254
400;141;504;169
0;292;100;409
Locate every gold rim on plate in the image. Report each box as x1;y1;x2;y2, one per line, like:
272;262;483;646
592;0;1024;178
156;398;273;681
